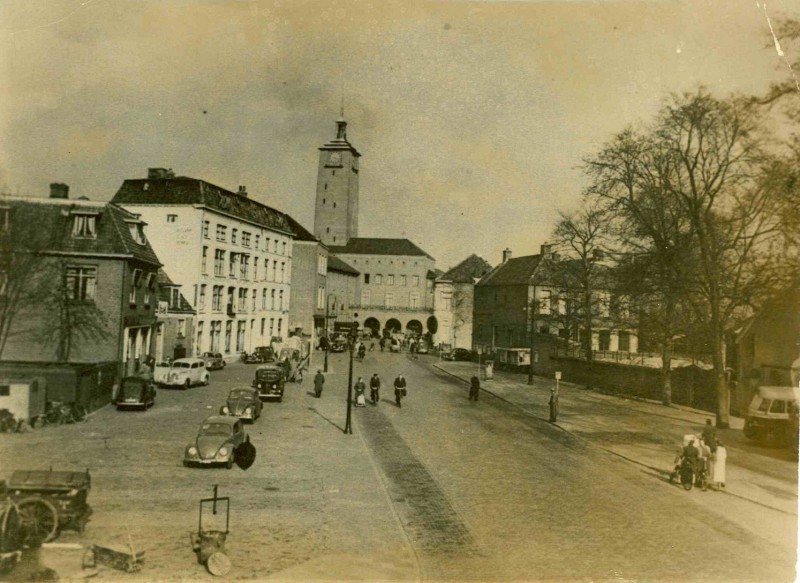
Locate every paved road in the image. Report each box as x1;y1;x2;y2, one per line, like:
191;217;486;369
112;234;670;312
0;351;795;582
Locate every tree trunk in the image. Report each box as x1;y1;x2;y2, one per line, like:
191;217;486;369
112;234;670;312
711;321;730;428
661;297;675;406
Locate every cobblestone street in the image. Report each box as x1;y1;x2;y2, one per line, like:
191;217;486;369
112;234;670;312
0;353;796;582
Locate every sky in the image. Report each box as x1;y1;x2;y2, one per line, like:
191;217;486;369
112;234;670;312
1;0;798;271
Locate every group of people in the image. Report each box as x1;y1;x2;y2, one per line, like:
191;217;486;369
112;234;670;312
312;370;408;408
674;419;727;490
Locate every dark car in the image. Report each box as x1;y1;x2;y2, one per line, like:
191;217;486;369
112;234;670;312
115;377;156;410
201;352;226;371
445;348;472;362
253;346;276;363
252;364;285;402
184;415;247;469
220;388;262;421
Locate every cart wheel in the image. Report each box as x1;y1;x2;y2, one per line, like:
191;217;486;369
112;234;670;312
207;552;231;576
17;498;58;544
0;502;21;553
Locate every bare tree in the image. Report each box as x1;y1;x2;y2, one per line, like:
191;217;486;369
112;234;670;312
552;200;611;390
656;89;792;427
584;128;697;405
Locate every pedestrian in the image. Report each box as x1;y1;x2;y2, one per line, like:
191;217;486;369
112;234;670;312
355;376;367;407
379;337;385;352
548;388;559;422
370;373;381;405
394;374;407;408
697;438;711;490
139;358;153;383
702;419;717;452
484;361;493;381
469;375;480;401
682;438;699;475
712;440;727;489
313;370;325;398
409;339;416;354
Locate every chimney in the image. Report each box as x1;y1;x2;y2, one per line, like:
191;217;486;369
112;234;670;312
237;185;248;197
502;248;512;263
540;243;552;259
147;168;175;180
49;183;69;199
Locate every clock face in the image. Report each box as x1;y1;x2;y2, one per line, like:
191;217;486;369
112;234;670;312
329;152;341;166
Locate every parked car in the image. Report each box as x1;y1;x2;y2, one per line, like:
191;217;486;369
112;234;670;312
183;415;248;469
254;346;276;363
153;361;171;385
160;358;210;389
201;352;226;371
220;388;262;421
416;343;429;354
252;364;285;401
330;338;348;353
389;339;401;353
744;385;800;447
444;348;472;361
115;377;156;410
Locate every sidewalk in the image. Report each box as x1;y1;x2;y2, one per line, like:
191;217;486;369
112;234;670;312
435;361;798;516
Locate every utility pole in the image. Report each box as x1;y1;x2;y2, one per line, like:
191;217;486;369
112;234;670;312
324;294;337;373
344;315;358;435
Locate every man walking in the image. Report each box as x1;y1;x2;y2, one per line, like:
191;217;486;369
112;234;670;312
394;374;407;408
313;370;325;398
370;373;381;405
548;388;559;422
469;375;480;401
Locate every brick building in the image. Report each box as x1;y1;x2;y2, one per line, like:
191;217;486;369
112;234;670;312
152;269;196;361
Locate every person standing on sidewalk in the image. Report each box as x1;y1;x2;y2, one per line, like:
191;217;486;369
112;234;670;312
314;370;325;398
548;387;559;422
702;419;717;452
469;375;480;401
394;374;407;408
712;440;727;489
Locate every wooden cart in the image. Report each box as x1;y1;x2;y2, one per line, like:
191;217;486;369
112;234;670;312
2;469;91;544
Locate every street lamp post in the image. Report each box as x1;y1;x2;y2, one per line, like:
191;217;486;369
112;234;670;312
344;313;358;435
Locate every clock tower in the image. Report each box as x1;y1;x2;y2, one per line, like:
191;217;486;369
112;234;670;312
314;115;361;246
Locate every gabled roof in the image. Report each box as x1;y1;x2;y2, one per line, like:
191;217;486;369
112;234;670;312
112;176;293;235
282;214;323;245
327;255;359;276
440;254;493;283
477;254;542;286
155;269;195;314
2;196;161;266
329;238;435;261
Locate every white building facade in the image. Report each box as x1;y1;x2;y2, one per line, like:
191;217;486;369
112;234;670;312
113;169;294;360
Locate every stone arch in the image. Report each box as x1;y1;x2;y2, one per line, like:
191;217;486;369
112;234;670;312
406;320;423;335
364;317;381;337
385;318;402;334
426;316;438;335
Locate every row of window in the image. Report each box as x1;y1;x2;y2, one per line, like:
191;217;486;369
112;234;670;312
359;290;421;309
197;285;285;313
203;220;288;256
55;265;158;308
202;247;289;283
197;317;283;354
483;289;626;319
363;274;420;287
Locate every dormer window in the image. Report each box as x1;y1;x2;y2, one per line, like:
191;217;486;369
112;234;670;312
127;221;146;245
171;288;180;308
72;213;97;238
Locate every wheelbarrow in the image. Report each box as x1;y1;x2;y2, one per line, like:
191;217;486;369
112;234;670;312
190;486;231;577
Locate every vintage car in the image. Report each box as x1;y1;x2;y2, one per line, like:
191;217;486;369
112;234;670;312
744;385;800;447
254;346;276;363
330;338;348;353
388;338;401;353
444;348;472;362
201;352;226;371
220;388;263;421
252;364;285;401
115;377;156;410
161;358;210;389
183;415;248;469
153;361;171;385
416;343;429;354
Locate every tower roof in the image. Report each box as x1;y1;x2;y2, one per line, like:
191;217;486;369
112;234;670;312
319;116;361;156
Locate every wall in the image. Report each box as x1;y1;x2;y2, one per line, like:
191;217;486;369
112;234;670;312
288;241;326;332
315;148;359;246
345;254;435;310
0;361;117;411
327;270;360;324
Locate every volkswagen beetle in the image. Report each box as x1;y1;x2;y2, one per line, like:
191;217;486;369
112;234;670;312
220;388;262;421
183;416;247;469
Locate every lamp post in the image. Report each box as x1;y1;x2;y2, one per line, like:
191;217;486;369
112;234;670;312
526;289;538;386
324;294;337;373
344;313;358;435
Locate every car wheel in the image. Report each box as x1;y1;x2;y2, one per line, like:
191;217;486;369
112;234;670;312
203;376;210;386
184;379;191;390
226;458;234;470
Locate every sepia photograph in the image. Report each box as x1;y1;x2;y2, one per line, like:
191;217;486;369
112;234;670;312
0;1;798;581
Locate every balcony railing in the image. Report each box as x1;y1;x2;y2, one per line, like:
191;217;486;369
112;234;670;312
355;304;432;313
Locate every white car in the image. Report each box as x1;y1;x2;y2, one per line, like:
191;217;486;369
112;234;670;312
153;361;171;385
161;358;210;389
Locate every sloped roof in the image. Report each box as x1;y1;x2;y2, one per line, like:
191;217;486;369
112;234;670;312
282;213;322;244
155;269;195;314
112;176;293;235
440;254;493;283
327;255;359;275
329;238;435;260
3;196;161;266
477;254;542;286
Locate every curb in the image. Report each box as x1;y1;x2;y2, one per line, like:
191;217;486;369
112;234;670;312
432;363;797;517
